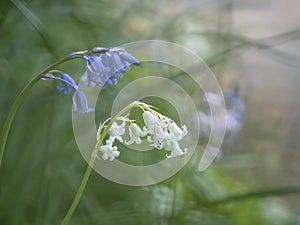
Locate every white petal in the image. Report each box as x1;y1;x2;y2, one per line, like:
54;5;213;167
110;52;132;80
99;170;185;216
168;122;188;141
102;152;109;160
142;111;159;127
99;139;120;161
125;123;145;145
109;121;126;143
167;141;186;158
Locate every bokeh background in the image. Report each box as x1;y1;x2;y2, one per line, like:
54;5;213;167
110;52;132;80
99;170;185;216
0;0;300;224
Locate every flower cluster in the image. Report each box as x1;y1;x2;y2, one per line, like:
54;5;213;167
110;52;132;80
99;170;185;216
96;102;188;161
42;47;140;113
82;47;140;89
42;71;94;113
198;90;245;153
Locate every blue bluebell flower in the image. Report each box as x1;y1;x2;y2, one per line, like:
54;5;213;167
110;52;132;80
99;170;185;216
118;50;140;66
224;88;245;113
56;73;78;96
72;90;95;114
82;48;140;89
84;55;108;87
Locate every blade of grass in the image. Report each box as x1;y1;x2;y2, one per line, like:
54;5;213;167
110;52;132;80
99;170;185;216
10;0;53;53
209;185;300;205
169;29;300;80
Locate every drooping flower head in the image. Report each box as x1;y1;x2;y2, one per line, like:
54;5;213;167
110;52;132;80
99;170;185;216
42;47;140;116
82;47;140;89
95;101;188;161
142;111;168;149
142;110;187;157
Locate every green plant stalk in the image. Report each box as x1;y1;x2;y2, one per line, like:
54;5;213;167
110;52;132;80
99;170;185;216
0;56;76;167
209;185;300;205
60;101;140;225
59;155;96;225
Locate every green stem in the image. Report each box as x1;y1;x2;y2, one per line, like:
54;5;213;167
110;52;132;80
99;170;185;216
0;47;109;222
0;56;76;167
209;185;300;205
60;155;96;225
60;101;140;225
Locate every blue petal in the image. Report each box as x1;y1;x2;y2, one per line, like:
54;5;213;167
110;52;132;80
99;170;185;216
82;49;140;90
120;52;140;66
56;74;77;96
87;55;105;73
72;90;95;114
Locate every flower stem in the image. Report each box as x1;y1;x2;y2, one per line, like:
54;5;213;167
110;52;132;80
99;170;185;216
60;154;97;225
0;56;76;167
60;101;141;225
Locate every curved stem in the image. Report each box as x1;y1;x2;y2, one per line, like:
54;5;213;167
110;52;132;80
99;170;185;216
0;56;75;167
60;101;141;225
60;155;96;225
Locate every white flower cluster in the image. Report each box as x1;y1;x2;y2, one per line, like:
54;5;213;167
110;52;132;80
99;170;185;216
96;104;188;161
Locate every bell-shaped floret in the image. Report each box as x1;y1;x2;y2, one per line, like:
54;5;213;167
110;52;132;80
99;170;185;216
125;123;147;145
99;139;120;161
72;90;95;114
56;73;78;96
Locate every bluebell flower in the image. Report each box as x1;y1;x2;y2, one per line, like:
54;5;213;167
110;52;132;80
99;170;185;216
72;90;94;113
125;123;147;145
82;48;140;89
99;139;120;161
224;88;245;113
118;50;140;66
56;73;78;96
83;56;109;88
142;110;188;157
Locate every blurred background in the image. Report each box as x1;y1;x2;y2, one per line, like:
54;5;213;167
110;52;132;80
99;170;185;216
0;0;300;224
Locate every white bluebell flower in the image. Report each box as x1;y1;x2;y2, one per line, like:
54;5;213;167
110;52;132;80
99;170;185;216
168;122;188;141
56;73;78;95
108;121;126;143
99;139;120;161
72;90;94;114
142;110;188;157
165;140;187;158
125;123;147;145
142;111;168;149
95;101;188;161
162;123;187;157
